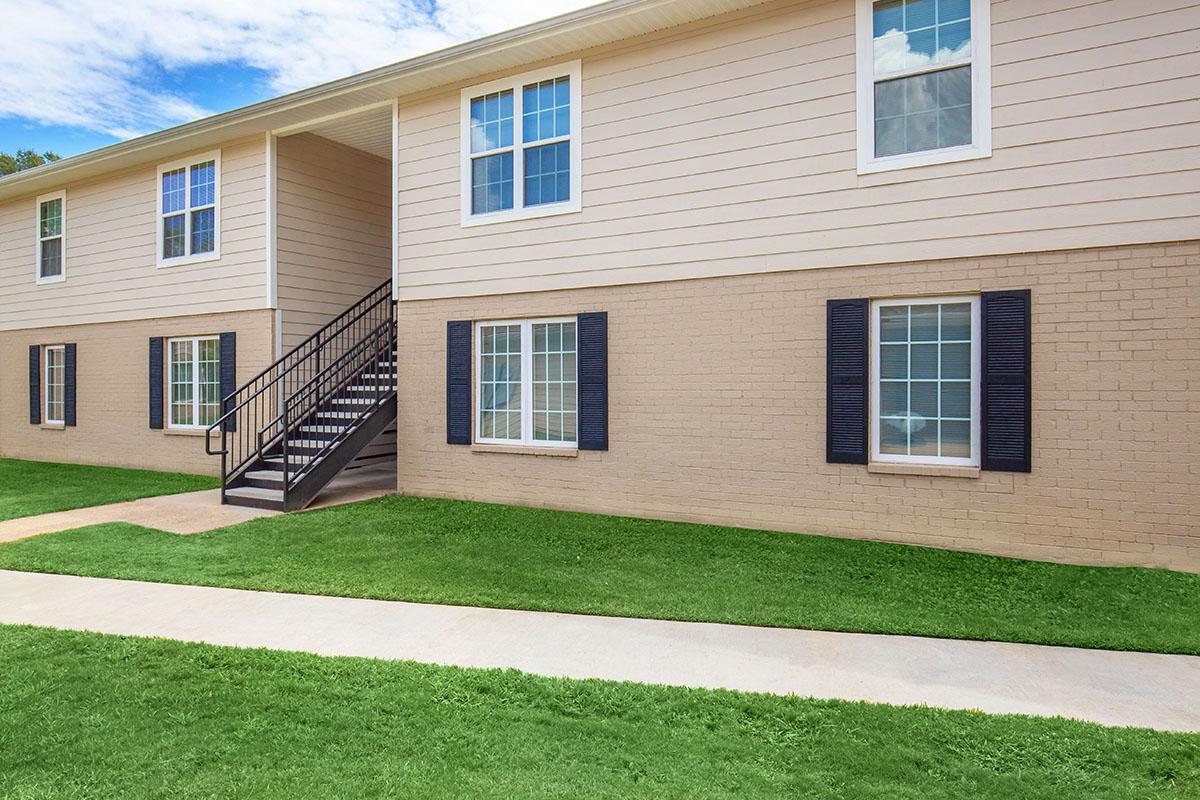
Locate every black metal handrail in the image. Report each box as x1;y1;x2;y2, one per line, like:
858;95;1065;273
205;278;394;501
281;320;396;490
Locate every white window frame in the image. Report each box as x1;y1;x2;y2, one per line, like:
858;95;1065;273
35;190;66;284
474;316;578;448
166;334;220;430
870;295;981;467
43;344;66;425
856;0;992;174
459;60;582;228
156;150;221;267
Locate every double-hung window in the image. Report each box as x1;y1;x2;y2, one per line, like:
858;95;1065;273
36;191;66;283
157;151;220;265
856;0;991;173
43;345;66;425
476;318;577;447
460;61;582;226
871;296;980;466
168;335;221;428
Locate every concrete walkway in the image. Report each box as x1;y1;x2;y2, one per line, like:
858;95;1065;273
2;570;1197;732
0;463;396;543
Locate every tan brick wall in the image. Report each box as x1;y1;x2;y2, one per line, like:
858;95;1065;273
396;241;1200;572
0;309;275;476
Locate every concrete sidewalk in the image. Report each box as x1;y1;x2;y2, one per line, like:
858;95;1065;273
2;570;1197;732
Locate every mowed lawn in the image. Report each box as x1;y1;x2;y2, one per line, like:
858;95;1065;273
0;458;217;520
2;495;1197;655
1;624;1196;799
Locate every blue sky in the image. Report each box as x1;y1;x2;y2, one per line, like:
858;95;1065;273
0;62;274;157
1;1;594;159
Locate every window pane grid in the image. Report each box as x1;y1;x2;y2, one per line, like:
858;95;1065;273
471;152;514;215
523;141;570;207
44;347;65;424
479;324;522;441
168;336;219;428
39;198;62;239
872;0;972;158
464;72;573;219
522;77;570;144
878;302;972;459
532;322;577;443
470;90;514;155
160;158;216;260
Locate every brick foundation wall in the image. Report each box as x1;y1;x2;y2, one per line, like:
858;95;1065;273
0;309;275;476
396;241;1200;571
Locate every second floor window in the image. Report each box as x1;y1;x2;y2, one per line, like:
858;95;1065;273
857;0;991;173
158;152;219;265
460;61;581;226
37;192;65;283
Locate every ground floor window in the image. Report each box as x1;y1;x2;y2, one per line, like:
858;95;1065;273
168;335;221;428
871;295;980;466
476;317;577;446
43;345;65;424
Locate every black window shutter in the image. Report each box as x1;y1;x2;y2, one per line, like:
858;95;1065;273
577;312;608;451
149;337;164;429
220;332;237;432
826;299;869;464
64;343;77;427
981;289;1032;472
446;320;472;444
28;345;41;425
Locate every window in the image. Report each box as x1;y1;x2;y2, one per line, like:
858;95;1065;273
856;0;991;173
476;318;577;447
168;335;221;428
36;191;66;283
157;151;220;265
460;61;582;226
44;345;66;425
871;296;980;466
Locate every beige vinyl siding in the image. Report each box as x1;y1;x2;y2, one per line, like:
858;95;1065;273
393;0;1200;299
276;133;392;351
0;136;268;331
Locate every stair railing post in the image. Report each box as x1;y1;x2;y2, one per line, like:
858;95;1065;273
282;399;290;503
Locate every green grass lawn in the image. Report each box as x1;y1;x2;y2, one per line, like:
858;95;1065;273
1;624;1195;799
0;458;217;520
2;495;1197;655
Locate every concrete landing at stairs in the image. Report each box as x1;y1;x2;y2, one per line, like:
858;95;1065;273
0;462;396;543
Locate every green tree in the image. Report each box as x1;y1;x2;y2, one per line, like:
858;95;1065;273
0;149;62;176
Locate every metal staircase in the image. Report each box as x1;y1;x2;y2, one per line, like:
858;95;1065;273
205;280;396;511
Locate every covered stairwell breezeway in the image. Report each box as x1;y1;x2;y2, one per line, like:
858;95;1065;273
206;103;400;511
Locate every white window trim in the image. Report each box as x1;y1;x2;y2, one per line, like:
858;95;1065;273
156;149;221;267
166;334;220;430
474;316;578;448
35;190;66;285
870;295;981;467
855;0;992;174
459;60;582;228
43;344;66;425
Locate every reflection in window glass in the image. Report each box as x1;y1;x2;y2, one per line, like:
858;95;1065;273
878;301;973;459
44;346;65;424
532;321;577;443
871;0;972;158
478;324;522;441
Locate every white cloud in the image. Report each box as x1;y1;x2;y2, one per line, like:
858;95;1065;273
0;0;595;139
